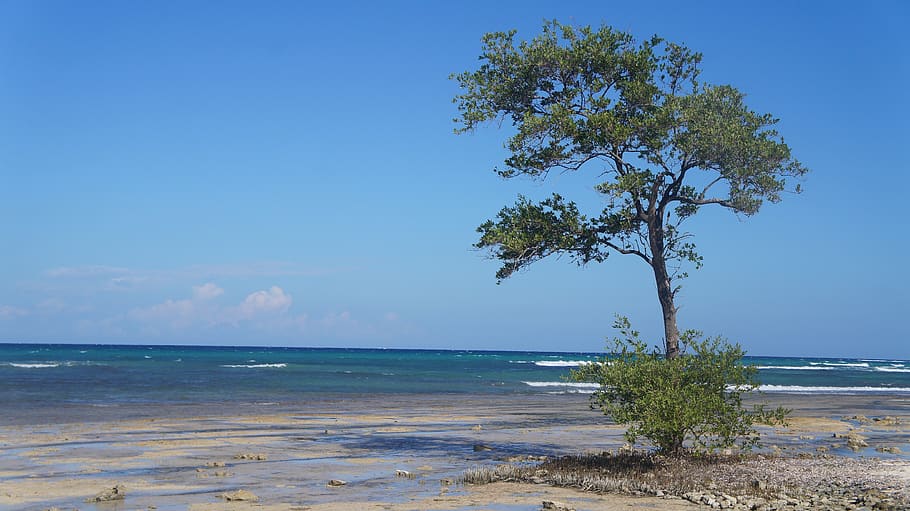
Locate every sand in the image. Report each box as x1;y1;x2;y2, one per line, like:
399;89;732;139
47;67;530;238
0;394;907;510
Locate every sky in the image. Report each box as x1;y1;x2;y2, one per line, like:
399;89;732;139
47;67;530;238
0;1;907;358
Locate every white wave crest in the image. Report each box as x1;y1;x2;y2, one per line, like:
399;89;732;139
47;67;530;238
808;362;870;368
757;365;830;371
221;363;287;368
9;362;59;368
875;367;910;373
534;360;593;367
759;385;910;394
522;381;599;388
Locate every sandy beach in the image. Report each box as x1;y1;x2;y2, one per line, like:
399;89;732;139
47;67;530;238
0;393;908;510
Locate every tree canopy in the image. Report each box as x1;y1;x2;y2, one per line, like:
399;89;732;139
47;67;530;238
453;21;807;357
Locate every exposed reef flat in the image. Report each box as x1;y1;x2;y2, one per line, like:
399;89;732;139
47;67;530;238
0;394;907;510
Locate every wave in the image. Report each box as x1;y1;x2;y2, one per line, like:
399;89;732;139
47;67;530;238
534;360;593;367
220;363;287;368
523;381;598;394
522;381;599;389
759;385;910;394
808;362;870;368
757;365;830;371
9;362;60;368
875;367;910;373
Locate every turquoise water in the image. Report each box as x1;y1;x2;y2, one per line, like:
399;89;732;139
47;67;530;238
1;344;908;417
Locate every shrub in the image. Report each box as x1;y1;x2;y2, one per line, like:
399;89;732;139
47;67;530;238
572;317;789;454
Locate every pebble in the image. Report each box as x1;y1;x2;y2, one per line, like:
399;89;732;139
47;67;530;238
85;485;125;503
219;489;258;502
541;500;575;511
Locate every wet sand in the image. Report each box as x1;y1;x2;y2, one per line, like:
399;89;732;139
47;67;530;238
0;393;908;510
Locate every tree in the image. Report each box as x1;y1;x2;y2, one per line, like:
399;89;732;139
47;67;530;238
453;21;807;358
571;317;789;454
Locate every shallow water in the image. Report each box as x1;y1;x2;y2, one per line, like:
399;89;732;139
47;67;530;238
2;344;908;427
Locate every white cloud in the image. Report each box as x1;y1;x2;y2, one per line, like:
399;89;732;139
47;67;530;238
129;297;196;326
43;262;344;284
236;286;292;319
45;265;130;278
79;282;409;342
129;282;223;328
129;284;293;329
0;305;28;320
193;283;224;301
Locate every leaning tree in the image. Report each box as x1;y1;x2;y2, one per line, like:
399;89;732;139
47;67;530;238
453;21;807;358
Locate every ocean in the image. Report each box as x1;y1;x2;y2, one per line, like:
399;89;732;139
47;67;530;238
2;344;909;416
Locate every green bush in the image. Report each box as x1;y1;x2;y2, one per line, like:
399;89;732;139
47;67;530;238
572;317;789;454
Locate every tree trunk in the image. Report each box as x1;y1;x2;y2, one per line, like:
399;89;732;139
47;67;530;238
648;217;681;359
652;256;681;359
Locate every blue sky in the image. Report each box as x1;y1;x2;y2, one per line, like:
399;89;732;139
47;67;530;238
1;1;907;358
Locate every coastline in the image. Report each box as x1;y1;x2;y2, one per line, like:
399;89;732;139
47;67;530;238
1;393;908;510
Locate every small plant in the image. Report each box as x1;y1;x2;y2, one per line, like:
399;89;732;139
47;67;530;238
572;317;788;454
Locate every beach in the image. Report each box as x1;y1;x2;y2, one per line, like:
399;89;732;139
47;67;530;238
1;393;908;511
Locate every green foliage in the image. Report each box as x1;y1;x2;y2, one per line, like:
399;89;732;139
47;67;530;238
572;317;789;454
454;20;807;283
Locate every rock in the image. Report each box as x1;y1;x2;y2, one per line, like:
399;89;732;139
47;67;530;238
234;453;267;460
471;424;482;431
213;470;230;477
816;446;829;453
541;500;575;511
206;461;226;467
875;446;901;454
798;435;814;440
219;489;258;502
873;416;901;426
395;469;414;479
751;479;766;491
473;444;493;451
85;485;126;502
846;432;868;451
327;479;347;487
656;490;665;497
504;454;548;462
440;478;454;486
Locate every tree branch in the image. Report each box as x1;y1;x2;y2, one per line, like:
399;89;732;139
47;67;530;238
666;196;734;208
701;176;724;196
605;242;652;265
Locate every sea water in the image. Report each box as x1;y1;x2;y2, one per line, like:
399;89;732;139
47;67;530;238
1;344;908;420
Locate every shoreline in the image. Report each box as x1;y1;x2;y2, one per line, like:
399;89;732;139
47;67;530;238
1;393;907;510
4;391;910;427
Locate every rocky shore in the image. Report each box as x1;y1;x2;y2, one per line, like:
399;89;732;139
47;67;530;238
1;393;907;510
462;452;910;510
